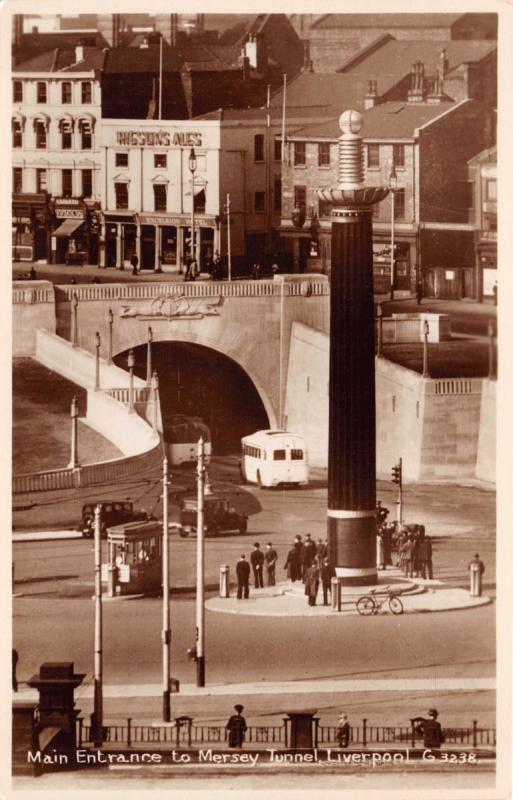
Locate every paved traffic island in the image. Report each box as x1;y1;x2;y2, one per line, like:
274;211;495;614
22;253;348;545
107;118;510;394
205;568;491;617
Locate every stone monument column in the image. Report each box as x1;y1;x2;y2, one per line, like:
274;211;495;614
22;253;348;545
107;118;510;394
318;110;388;585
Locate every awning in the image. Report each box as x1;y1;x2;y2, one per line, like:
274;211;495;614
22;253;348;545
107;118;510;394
54;218;84;238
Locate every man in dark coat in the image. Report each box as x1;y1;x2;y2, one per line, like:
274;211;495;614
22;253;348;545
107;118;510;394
284;544;301;582
12;649;19;692
305;560;320;606
320;557;336;605
376;500;389;527
337;713;351;748
400;536;416;578
236;554;250;599
226;704;247;748
130;253;139;275
302;534;317;579
316;538;328;563
412;709;444;748
250;542;265;588
417;536;433;579
264;542;278;586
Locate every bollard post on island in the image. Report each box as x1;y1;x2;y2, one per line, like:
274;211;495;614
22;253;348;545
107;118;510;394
219;565;230;598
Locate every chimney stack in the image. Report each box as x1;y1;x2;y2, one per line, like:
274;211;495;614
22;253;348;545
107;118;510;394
408;60;426;103
364;79;378;110
75;41;84;63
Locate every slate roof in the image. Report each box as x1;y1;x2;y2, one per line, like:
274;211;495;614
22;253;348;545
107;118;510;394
269;72;368;113
286;101;460;140
102;44;243;73
311;13;464;30
14;47;107;72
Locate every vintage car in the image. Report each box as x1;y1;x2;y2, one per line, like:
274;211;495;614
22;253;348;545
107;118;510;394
79;500;151;538
179;496;248;537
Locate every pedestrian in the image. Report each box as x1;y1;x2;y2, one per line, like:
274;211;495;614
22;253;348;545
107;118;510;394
184;257;193;281
252;262;261;280
320;556;335;605
130;252;139;275
492;281;497;307
416;280;423;305
212;251;222;281
400;536;415;578
250;542;265;588
412;709;445;749
191;258;199;279
226;704;247;748
271;262;279;277
337;713;351;748
316;538;328;562
264;542;278;587
417;536;433;579
236;554;250;599
29;266;37;280
382;524;393;568
376;500;389;527
284;542;302;582
305;559;320;606
376;531;385;571
302;533;317;578
468;553;485;577
12;648;19;692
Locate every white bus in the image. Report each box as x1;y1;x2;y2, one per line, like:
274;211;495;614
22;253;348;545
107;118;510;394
240;430;308;488
165;415;212;466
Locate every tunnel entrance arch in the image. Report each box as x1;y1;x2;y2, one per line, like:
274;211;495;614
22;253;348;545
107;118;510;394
115;340;271;455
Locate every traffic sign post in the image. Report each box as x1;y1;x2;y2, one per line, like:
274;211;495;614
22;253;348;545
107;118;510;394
391;458;403;528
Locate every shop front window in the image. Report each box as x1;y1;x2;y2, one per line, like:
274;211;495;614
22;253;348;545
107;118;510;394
115;182;129;209
161;226;177;265
318;199;331;218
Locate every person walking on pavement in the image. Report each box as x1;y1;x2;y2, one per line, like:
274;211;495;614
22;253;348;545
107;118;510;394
264;542;278;587
376;500;389;527
417;536;433;579
401;536;415;578
416;280;424;305
302;534;317;579
12;649;19;692
411;709;445;749
337;713;351;748
226;704;247;748
236;554;250;599
284;542;301;582
305;559;320;606
250;542;265;588
320;556;336;605
130;253;139;275
316;538;328;563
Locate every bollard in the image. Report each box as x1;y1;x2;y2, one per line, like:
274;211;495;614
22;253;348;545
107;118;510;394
376;535;384;570
469;563;483;597
219;565;230;598
331;576;342;612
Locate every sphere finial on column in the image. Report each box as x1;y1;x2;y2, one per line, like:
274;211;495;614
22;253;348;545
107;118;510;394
337;109;365;190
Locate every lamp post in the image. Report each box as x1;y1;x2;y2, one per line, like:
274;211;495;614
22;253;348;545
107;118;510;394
68;396;80;469
389;164;397;301
93;504;103;747
189;148;197;271
226;194;232;282
152;370;160;431
128;349;135;412
488;320;496;379
72;293;78;347
422;319;430;378
146;326;153;386
196;438;206;687
107;308;113;364
94;331;101;391
162;457;171;721
376;303;383;357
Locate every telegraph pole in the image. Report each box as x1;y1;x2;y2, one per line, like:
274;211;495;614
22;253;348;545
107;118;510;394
162;457;171;721
93;504;103;746
196;438;206;686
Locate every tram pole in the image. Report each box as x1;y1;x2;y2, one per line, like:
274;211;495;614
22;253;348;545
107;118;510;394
196;438;206;687
162;457;171;721
93;504;103;746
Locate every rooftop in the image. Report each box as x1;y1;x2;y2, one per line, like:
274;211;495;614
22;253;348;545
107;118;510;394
311;13;465;30
14;46;107;72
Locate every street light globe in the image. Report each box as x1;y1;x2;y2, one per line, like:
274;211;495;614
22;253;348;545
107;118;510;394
339;109;363;135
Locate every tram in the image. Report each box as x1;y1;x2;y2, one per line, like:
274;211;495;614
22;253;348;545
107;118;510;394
165;414;212;465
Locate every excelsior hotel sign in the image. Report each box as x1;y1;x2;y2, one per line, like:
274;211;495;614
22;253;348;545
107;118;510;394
116;130;202;147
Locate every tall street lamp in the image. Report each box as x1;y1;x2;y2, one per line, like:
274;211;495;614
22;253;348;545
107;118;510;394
72;293;78;347
196;438;206;687
189;148;197;270
389;164;397;301
128;349;135;412
376;303;383;358
94;332;101;391
68;396;80;469
107;308;113;364
162;457;171;721
422;319;430;378
146;326;153;386
93;504;103;747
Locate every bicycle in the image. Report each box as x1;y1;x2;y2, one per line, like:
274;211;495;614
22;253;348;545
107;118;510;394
356;586;404;616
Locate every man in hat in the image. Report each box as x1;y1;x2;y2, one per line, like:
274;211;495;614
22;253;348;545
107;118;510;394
226;704;247;748
264;542;278;587
411;709;445;749
337;713;351;748
236;554;250;599
250;542;265;588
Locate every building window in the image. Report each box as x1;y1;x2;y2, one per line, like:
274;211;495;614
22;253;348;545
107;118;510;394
318;199;331;218
254;191;266;212
153;184;167;212
80;121;92;150
12;120;22;148
273;175;282;211
82;169;93;198
294;185;307;210
154;153;167;168
393;144;405;168
483;213;497;232
13;167;23;193
13;81;23;102
318;142;330;167
486;179;497;201
294;142;306;166
194;189;206;213
62;169;73;198
81;81;92;103
254;134;264;162
61;122;72;149
37;82;47;103
395;188;405;220
274;138;282;161
116;152;128;168
62;82;72;104
35;121;47;149
367;144;380;168
115;182;129;209
36;169;47;193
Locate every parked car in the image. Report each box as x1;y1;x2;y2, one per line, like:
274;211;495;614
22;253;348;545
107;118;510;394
179;496;248;537
79;500;151;538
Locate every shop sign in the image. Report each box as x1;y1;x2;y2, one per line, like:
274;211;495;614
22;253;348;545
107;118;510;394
13;216;31;224
55;197;81;206
116;130;202;147
138;213;216;228
55;208;85;219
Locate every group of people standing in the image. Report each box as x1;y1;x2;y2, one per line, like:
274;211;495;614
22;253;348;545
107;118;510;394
236;542;278;599
283;534;335;607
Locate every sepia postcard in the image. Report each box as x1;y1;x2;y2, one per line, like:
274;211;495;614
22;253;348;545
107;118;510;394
3;0;512;797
